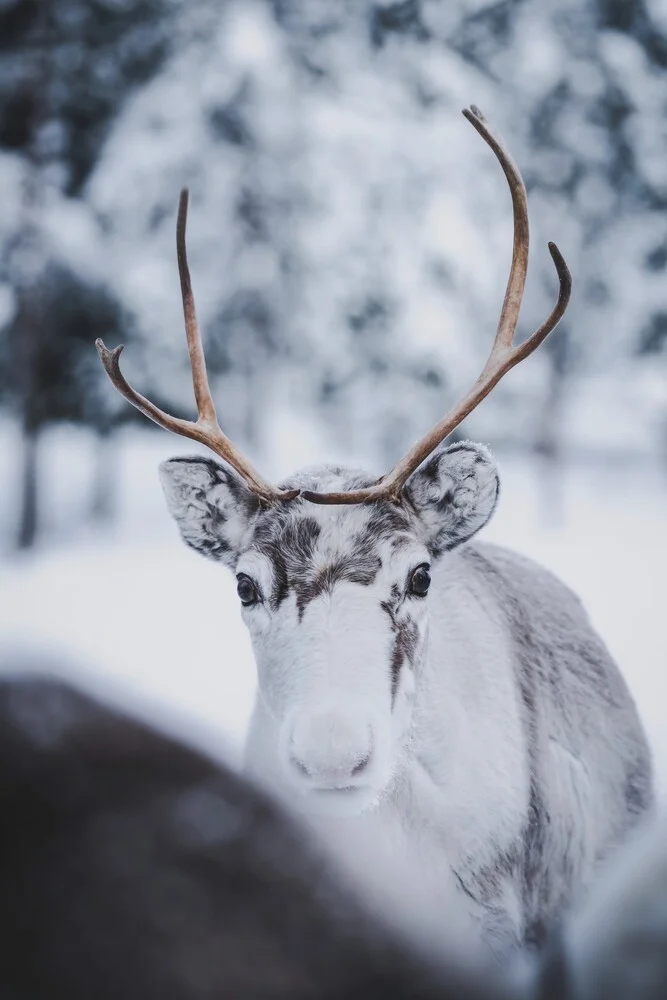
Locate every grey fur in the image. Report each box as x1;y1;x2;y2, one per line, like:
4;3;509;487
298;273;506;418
453;544;653;947
251;503;390;616
159;442;495;571
380;586;420;702
159;457;259;566
404;442;501;556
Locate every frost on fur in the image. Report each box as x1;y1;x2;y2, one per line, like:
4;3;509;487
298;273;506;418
159;457;259;568
405;441;500;556
158;449;652;959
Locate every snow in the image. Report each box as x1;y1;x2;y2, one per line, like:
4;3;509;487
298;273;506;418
1;424;665;801
0;539;254;767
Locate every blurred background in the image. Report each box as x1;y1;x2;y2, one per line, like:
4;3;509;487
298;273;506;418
0;0;665;791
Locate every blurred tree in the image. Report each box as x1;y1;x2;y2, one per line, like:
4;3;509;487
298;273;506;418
204;75;296;450
0;265;133;540
450;0;667;447
276;0;667;474
0;0;175;548
4;0;666;552
0;0;173;197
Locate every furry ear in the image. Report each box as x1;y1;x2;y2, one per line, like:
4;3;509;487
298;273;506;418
404;442;499;557
158;457;260;569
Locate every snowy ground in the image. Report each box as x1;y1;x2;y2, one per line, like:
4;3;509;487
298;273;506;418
0;422;666;800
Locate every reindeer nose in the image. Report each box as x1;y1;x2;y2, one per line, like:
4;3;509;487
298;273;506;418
290;749;372;780
286;711;374;787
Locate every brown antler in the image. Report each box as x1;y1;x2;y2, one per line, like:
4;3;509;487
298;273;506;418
96;190;298;504
302;105;571;505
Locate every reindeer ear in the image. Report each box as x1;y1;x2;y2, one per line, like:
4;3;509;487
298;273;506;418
159;457;260;569
404;442;499;557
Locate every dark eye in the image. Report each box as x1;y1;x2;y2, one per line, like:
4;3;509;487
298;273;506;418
236;574;260;606
408;564;431;598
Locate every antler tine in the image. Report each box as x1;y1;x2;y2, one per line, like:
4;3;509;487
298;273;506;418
176;189;217;426
96;190;298;504
463;105;529;358
303;107;572;506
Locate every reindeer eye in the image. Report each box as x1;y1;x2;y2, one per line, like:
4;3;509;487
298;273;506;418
236;574;260;606
408;564;431;598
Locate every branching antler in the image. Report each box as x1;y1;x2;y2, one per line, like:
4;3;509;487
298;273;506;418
301;105;571;505
97;108;570;508
96;190;298;504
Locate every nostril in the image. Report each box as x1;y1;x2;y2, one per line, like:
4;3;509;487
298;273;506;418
352;750;372;776
290;753;311;777
292;757;310;778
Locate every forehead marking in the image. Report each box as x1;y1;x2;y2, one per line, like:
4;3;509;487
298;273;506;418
249;499;413;617
295;557;382;618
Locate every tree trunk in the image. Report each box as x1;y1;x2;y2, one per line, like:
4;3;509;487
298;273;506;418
90;428;115;524
534;327;570;528
16;426;39;551
11;1;51;551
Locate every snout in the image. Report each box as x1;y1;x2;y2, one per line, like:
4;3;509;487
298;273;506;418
281;708;389;800
287;710;373;787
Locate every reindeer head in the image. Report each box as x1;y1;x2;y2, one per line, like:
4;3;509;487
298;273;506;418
97;107;570;816
158;444;499;813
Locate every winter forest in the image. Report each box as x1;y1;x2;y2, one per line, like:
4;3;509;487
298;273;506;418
2;0;665;765
0;0;667;991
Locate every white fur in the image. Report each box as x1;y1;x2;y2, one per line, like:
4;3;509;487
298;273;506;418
244;546;530;947
237;534;428;816
159;446;653;958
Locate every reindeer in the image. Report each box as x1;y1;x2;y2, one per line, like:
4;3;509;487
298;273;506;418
96;107;653;954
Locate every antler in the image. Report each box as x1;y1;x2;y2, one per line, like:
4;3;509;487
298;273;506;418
96;190;298;504
97;109;570;509
302;105;572;505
